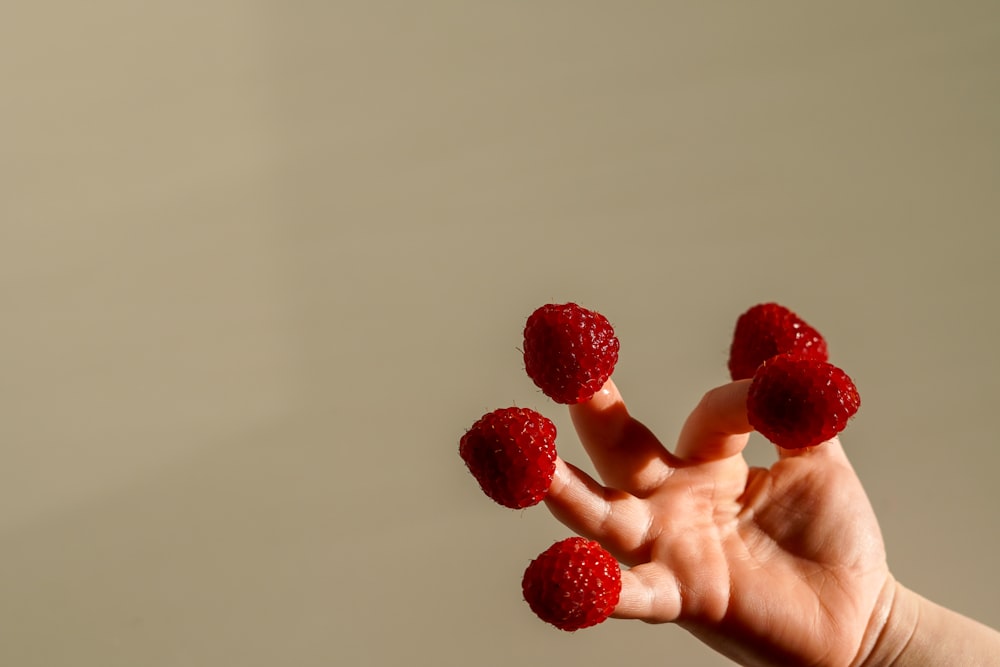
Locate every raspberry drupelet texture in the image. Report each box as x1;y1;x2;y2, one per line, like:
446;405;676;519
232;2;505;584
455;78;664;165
523;302;620;404
521;537;622;631
459;407;558;509
728;302;829;381
747;354;861;449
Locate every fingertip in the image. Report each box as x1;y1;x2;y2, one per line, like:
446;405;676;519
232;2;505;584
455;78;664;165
567;379;628;449
774;435;851;463
567;378;638;454
568;378;622;420
704;379;753;432
546;456;577;496
543;458;613;534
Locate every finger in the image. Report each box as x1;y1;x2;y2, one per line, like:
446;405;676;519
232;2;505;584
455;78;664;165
774;435;852;464
544;458;653;565
568;379;675;496
674;380;753;463
612;562;681;623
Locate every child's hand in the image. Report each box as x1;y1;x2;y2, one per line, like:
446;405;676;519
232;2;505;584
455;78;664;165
544;379;892;666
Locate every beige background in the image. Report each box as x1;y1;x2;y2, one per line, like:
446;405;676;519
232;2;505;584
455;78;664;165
3;2;999;665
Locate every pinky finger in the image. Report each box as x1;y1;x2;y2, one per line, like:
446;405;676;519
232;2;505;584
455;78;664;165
613;562;681;624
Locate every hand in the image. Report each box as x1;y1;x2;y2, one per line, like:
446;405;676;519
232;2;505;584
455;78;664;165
544;379;893;666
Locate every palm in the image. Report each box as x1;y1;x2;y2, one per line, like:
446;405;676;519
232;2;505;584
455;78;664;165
545;380;890;666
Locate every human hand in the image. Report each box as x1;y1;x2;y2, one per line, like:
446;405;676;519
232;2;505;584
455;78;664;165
544;378;894;666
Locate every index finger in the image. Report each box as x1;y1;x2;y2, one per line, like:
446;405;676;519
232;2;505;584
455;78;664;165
673;380;753;462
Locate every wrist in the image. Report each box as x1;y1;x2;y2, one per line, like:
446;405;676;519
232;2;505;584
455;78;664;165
858;576;1000;667
854;576;919;666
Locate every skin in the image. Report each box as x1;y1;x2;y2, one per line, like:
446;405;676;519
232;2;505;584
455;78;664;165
544;379;1000;666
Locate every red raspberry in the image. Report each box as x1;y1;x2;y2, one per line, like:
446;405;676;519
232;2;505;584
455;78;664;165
728;302;829;380
521;537;621;631
523;303;620;404
747;354;861;449
459;407;558;509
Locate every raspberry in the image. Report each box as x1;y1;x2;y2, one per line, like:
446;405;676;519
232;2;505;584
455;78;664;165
459;407;558;509
747;354;861;449
523;303;620;404
521;537;621;631
728;302;829;380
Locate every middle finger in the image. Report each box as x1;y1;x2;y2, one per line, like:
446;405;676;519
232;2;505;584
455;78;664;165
568;379;676;497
